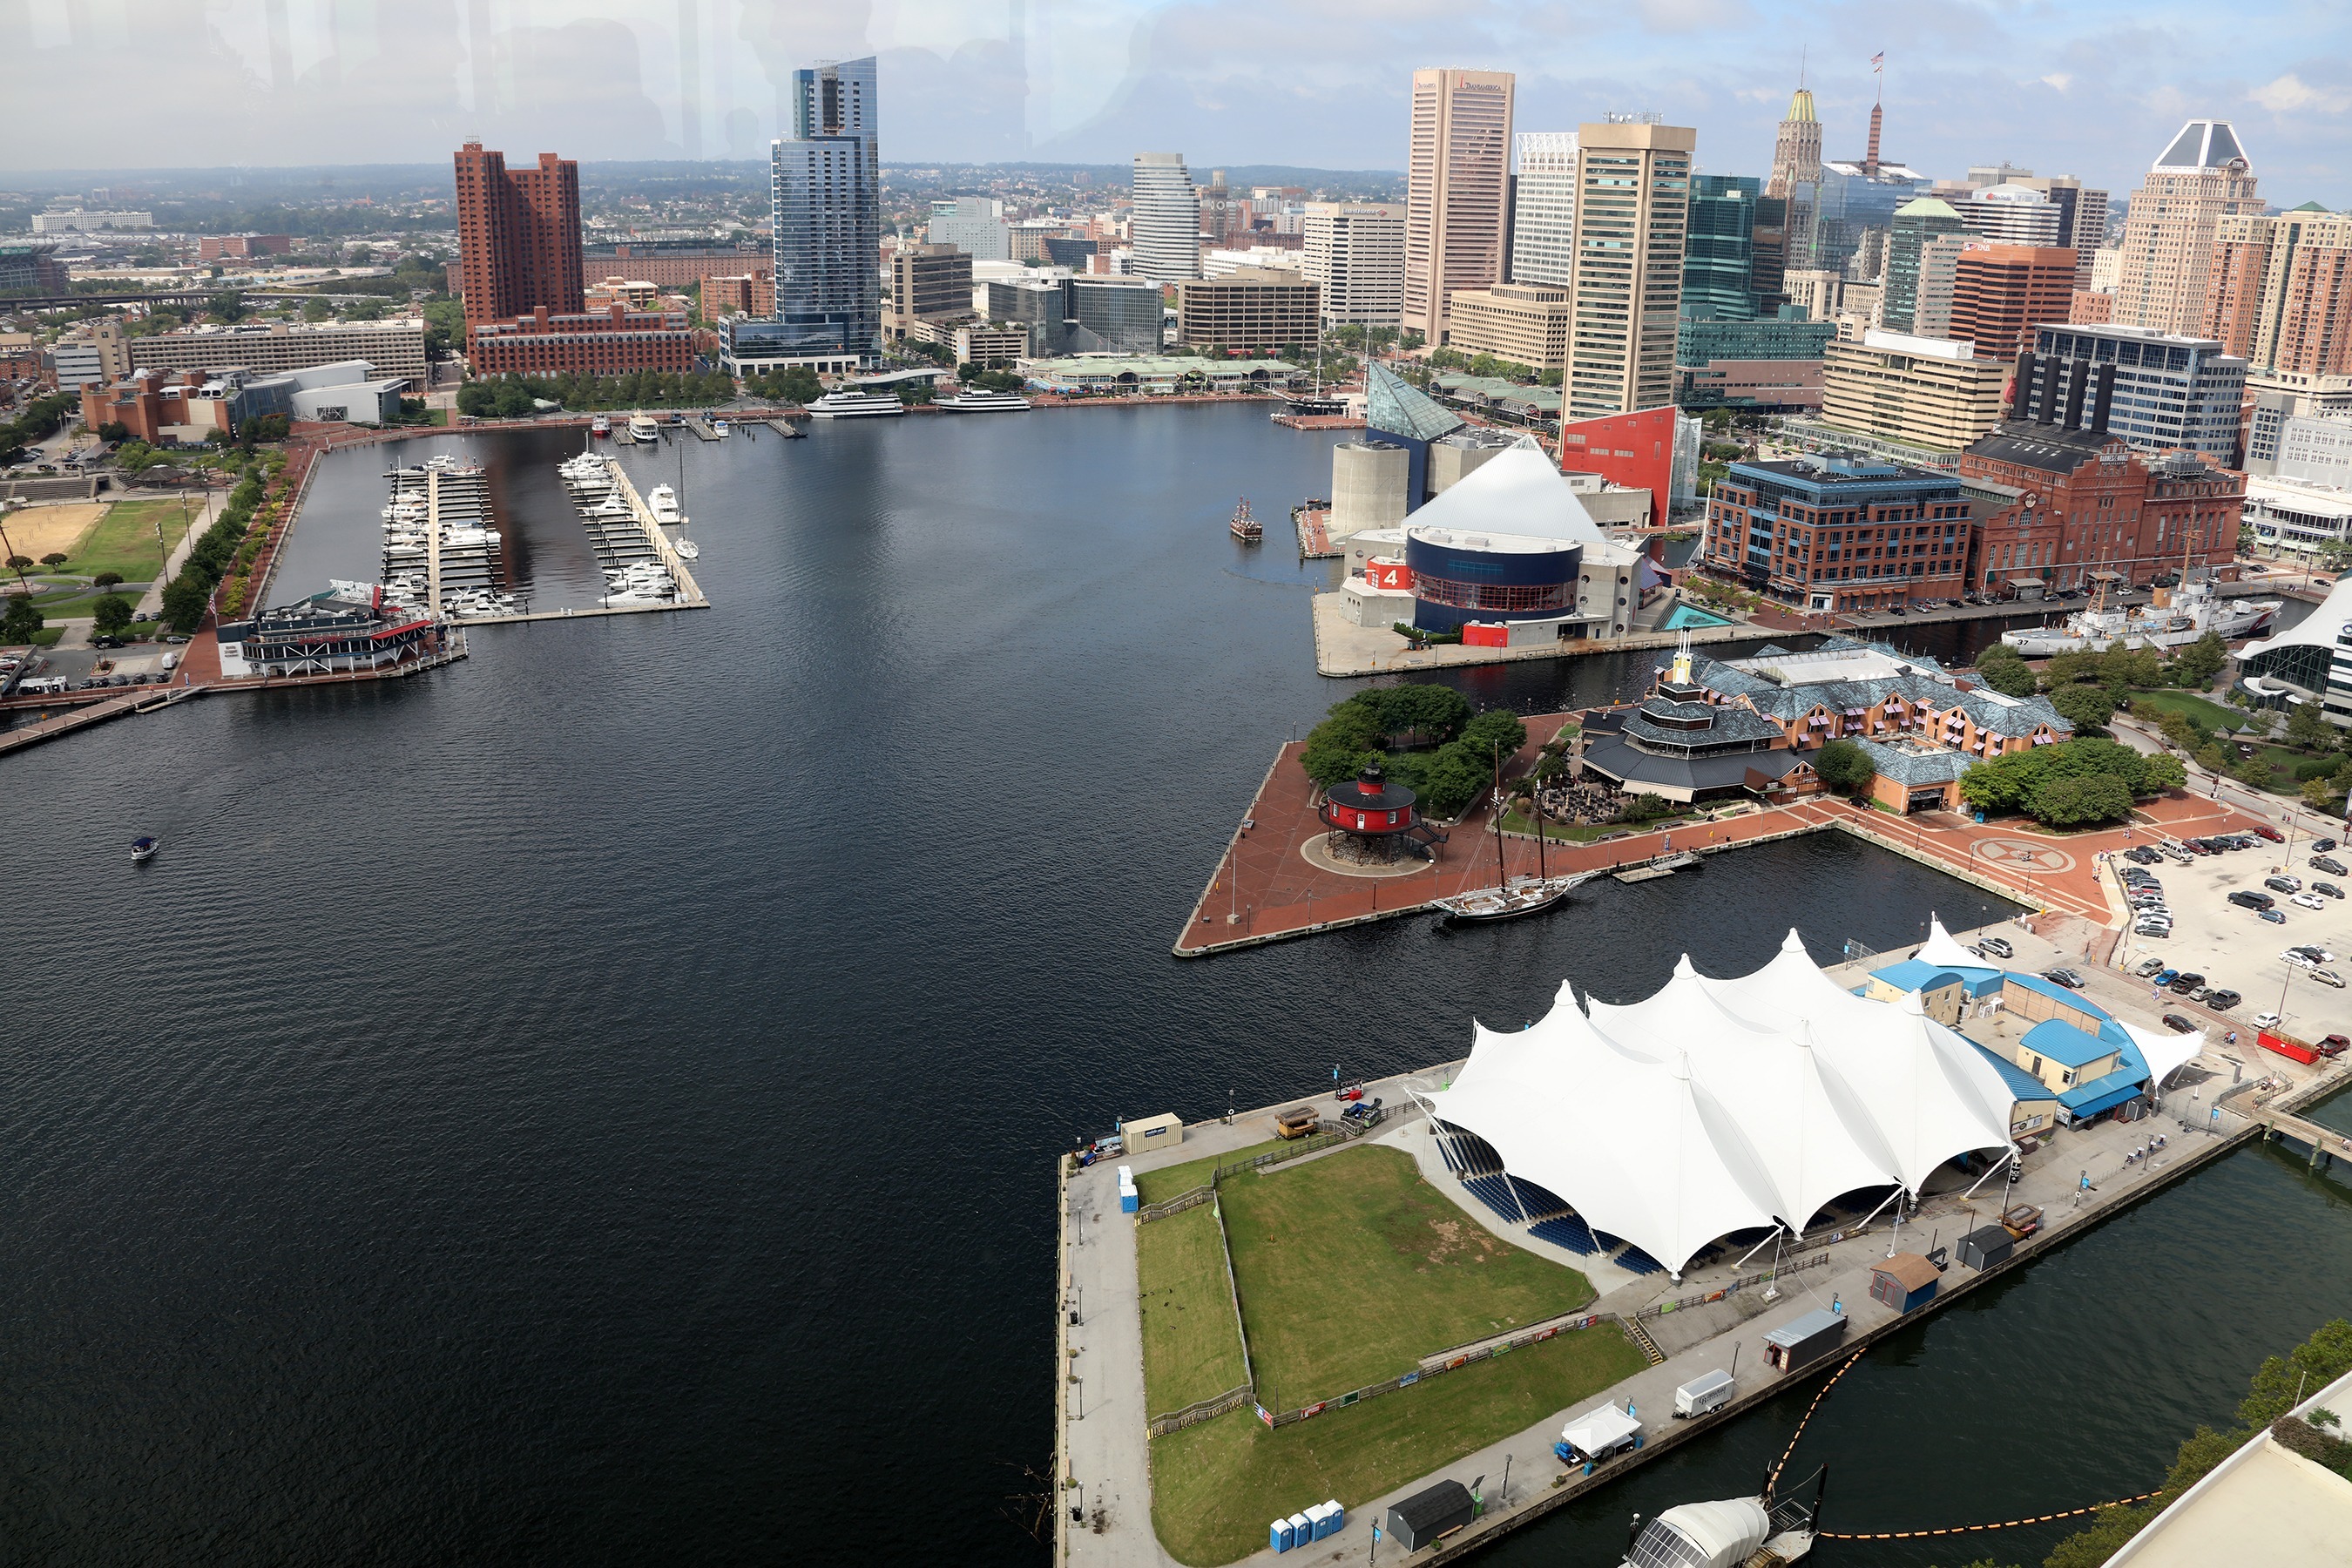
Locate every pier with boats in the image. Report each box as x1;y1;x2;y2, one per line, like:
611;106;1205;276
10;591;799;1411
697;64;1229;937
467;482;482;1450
554;449;707;614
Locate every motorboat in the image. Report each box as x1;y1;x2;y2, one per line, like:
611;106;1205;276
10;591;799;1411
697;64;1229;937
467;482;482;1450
647;484;682;524
591;416;611;437
804;389;905;419
712;418;730;435
131;836;159;864
936;389;1031;413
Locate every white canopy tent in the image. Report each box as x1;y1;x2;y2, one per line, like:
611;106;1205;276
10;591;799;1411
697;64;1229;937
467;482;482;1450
1429;930;2018;1275
1559;1402;1643;1461
2121;1020;2203;1098
1915;916;1999;976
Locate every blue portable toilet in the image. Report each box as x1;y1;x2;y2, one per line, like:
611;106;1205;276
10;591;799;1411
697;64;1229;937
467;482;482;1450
1118;1164;1139;1214
1271;1517;1293;1552
1315;1500;1345;1538
1288;1511;1313;1547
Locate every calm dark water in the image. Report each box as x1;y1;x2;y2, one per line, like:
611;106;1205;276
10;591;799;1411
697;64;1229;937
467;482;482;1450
3;406;2346;1566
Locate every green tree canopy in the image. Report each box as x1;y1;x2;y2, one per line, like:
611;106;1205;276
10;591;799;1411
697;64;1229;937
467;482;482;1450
1959;737;2154;821
1811;738;1876;795
91;593;134;635
1459;708;1529;760
2027;772;2135;827
2166;631;2228;685
0;594;43;644
2047;682;2118;733
1974;658;2039;699
2140;753;2187;792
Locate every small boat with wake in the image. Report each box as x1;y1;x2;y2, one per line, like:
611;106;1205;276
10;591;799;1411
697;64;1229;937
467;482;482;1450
131;835;159;864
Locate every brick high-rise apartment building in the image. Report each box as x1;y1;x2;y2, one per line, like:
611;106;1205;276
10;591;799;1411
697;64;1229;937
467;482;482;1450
453;142;584;336
2110;120;2261;336
2204;205;2352;375
1402;68;1514;345
1948;245;2080;360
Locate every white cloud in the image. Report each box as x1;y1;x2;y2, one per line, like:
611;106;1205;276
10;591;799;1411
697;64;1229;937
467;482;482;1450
2040;73;2072;91
2251;74;2351;115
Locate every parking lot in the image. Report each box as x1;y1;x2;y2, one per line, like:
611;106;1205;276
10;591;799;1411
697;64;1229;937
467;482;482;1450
2102;833;2352;1044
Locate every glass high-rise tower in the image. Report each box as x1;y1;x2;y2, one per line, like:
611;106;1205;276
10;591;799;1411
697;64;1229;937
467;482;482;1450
772;56;881;362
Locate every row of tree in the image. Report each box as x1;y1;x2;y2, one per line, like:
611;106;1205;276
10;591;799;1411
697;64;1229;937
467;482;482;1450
1298;684;1530;820
159;468;270;632
456;369;740;418
1955;738;2186;827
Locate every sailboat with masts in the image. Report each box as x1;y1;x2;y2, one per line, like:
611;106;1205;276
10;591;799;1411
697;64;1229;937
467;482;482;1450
1435;740;1597;923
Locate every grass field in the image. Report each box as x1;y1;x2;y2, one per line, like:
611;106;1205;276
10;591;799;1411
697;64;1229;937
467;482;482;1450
65;497;200;583
1497;807;1693;842
1136;1202;1249;1418
2129;689;2248;733
1220;1145;1596;1403
1133;1138;1285;1206
1149;1326;1647;1566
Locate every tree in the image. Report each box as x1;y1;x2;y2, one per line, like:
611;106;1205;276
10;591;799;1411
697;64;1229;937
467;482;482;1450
92;571;124;591
456;381;497;417
160;573;210;632
4;555;30;571
1300;702;1385;790
0;594;42;644
1417;740;1493;818
2028;773;2135;827
1459;708;1529;760
2140;753;2187;792
1974;658;2038;699
2169;631;2228;685
91;592;133;634
2042;648;2102;689
2286;700;2332;750
39;551;67;569
2303;774;2348;812
1811;738;1876;795
2047;682;2118;733
2193;741;2227;774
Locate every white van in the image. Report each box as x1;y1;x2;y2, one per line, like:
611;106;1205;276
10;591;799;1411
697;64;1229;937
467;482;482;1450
160;652;180;672
1673;1368;1735;1418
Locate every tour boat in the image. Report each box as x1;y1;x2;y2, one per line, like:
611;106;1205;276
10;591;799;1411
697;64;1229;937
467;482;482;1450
936;389;1032;413
1229;497;1262;544
131;835;159;864
591;416;611;437
804;389;906;419
627;415;660;441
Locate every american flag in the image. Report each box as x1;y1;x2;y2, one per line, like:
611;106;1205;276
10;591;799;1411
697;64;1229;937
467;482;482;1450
1871;52;1884;71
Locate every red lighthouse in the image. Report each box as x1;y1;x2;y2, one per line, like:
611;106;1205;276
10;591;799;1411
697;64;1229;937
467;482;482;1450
1319;760;1427;863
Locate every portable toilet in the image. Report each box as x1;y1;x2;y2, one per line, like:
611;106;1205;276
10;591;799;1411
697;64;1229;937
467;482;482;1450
1316;1499;1345;1538
1117;1165;1139;1214
1287;1511;1313;1549
1270;1517;1294;1553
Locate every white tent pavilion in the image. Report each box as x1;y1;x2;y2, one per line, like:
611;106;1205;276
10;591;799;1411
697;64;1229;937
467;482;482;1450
1428;931;2018;1275
2121;1020;2203;1098
1915;916;1998;975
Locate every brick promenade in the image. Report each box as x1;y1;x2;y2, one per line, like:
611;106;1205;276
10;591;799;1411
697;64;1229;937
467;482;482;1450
1174;713;2270;956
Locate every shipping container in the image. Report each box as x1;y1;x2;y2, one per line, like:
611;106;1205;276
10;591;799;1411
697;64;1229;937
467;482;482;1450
2259;1029;2322;1066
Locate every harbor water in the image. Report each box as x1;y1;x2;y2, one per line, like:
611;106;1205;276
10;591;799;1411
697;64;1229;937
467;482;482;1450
4;403;2349;1565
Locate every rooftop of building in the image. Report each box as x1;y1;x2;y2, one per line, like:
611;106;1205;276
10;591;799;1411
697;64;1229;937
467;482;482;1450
1730;455;1959;490
1697;639;2073;740
1367;361;1467;443
2152;118;2250;173
1851;738;1977;787
1963;420;2132;473
1620;700;1786;749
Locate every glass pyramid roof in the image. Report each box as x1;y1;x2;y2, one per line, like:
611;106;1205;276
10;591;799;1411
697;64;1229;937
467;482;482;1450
1366;362;1465;443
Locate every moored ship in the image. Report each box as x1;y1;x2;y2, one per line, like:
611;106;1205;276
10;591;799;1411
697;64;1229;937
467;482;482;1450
1229;497;1261;543
805;389;906;419
2001;575;2279;656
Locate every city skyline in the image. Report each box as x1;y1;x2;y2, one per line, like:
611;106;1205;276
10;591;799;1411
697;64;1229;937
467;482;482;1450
0;3;2346;206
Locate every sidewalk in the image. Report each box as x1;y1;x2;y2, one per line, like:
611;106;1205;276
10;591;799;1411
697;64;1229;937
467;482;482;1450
132;492;220;620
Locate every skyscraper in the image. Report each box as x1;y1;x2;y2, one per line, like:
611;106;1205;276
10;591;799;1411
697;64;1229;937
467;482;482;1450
1957;185;2062;249
1949;245;2081;359
2112;119;2261;337
772;56;881;361
1509;132;1578;286
1682;175;1761;321
1880;198;1965;331
1767;85;1822;199
1565;118;1697;419
1131;153;1201;282
452;142;583;335
1403;68;1515;344
2204;205;2352;375
1302;202;1406;326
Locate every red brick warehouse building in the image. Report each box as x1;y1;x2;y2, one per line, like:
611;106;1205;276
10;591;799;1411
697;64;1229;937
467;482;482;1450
1701;455;1975;614
468;304;697;377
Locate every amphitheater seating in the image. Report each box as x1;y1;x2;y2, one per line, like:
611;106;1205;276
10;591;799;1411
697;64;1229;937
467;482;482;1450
1529;1214;1598;1254
1615;1245;1666;1277
1510;1179;1572;1220
1461;1174;1524;1223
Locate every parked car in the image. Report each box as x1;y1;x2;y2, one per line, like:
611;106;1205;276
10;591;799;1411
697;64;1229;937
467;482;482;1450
2134;957;2168;977
2311;856;2349;877
2292;892;2327;911
2254;1011;2283;1030
2259;909;2288;923
2153;968;2180;987
2321;1034;2351;1057
2253;824;2285;843
2266;875;2304;894
2162;1013;2197;1032
2168;972;2207;994
2315;883;2345;900
2229;890;2276;910
2126;847;2162;865
2284;950;2324;971
2206;989;2242;1010
1977;936;2014;959
2043;968;2085;990
2136;923;2173;939
2313;838;2339;854
2313;970;2347;990
2288;945;2338;963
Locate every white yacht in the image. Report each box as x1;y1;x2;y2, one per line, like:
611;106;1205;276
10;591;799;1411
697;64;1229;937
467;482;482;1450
2001;575;2281;657
647;484;683;524
804;389;905;419
627;415;660;441
936;389;1031;413
672;537;700;561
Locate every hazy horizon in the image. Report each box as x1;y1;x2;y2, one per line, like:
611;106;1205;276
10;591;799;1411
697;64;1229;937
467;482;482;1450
1;2;2345;206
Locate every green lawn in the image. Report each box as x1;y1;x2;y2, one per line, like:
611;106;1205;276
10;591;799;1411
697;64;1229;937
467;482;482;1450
2128;689;2247;733
1220;1145;1596;1404
1137;1203;1249;1418
1497;807;1691;842
64;497;199;583
1134;1138;1286;1206
1149;1326;1647;1567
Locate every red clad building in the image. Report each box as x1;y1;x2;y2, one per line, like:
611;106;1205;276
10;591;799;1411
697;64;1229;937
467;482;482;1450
467;303;697;377
1558;405;1680;521
1957;373;2244;595
453;142;585;341
79;368;224;444
1949;245;2080;360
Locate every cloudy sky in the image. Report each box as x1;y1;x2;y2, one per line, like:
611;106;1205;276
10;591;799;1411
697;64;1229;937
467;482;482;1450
3;0;2346;204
